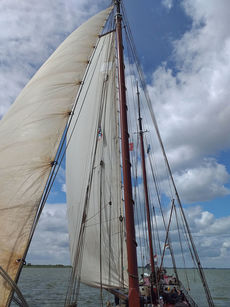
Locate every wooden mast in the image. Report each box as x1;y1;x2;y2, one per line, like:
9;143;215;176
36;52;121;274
115;1;140;306
137;84;156;282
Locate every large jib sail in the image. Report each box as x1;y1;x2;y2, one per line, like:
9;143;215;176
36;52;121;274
66;30;128;293
0;7;112;306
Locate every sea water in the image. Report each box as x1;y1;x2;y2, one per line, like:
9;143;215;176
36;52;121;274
11;267;230;306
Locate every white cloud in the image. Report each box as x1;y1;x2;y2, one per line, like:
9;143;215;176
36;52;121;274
147;0;230;202
1;0;230;270
185;206;230;267
162;0;174;10
136;205;230;268
173;159;230;202
0;0;107;118
62;184;67;193
27;203;70;264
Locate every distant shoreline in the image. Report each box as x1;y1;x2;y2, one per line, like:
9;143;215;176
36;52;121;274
23;264;229;269
25;264;71;268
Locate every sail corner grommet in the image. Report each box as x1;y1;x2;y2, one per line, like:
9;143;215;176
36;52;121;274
50;160;57;167
75;80;83;86
16;258;26;265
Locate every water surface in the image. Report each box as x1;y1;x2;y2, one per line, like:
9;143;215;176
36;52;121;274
11;267;230;306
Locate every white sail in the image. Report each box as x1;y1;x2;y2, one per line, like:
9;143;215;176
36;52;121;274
0;7;112;306
66;32;128;289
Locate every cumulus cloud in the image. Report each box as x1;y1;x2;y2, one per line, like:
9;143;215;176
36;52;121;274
0;0;107;118
136;205;230;268
147;0;230;202
173;159;230;202
185;206;230;267
27;203;70;264
1;0;230;270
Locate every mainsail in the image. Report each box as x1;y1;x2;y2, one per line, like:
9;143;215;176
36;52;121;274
0;7;112;306
66;31;128;289
0;2;215;306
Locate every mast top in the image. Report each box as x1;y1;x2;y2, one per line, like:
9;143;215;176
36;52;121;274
114;0;121;15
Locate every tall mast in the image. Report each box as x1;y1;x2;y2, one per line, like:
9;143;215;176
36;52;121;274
115;1;140;306
137;84;156;280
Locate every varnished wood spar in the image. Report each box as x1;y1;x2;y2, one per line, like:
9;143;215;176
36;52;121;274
115;1;140;306
137;84;156;282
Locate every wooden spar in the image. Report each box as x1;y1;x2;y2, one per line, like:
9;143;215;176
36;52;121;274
115;1;140;306
137;84;156;280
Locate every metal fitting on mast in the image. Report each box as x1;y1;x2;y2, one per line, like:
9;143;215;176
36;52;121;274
114;0;122;19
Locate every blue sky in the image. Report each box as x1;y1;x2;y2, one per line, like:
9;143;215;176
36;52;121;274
0;0;230;268
124;0;193;77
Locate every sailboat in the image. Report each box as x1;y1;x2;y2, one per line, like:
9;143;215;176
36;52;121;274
0;1;215;306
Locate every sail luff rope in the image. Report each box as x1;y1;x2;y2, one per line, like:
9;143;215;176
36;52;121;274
95;28;127;290
103;71;115;286
115;60;125;288
93;40;115;305
113;39;127;288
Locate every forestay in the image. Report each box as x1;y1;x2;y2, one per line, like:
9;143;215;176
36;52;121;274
66;32;128;289
0;7;112;306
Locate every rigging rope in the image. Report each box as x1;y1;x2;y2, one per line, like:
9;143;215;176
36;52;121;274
121;3;214;306
19;15;117;291
173;202;190;290
0;266;29;307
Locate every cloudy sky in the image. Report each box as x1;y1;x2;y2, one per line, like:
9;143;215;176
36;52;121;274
0;0;230;268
